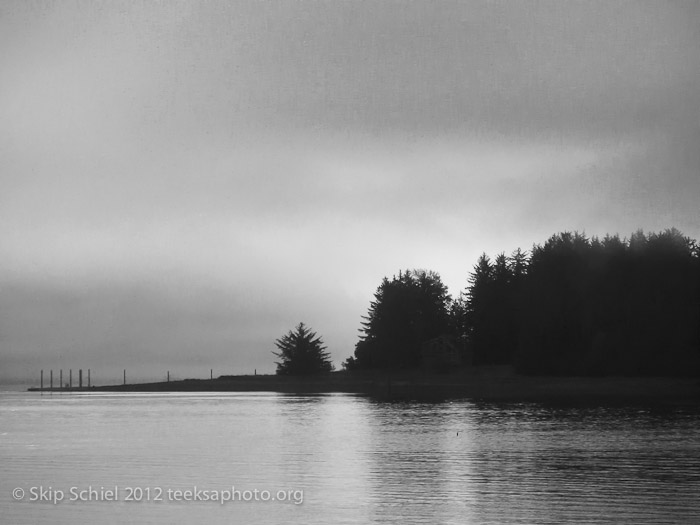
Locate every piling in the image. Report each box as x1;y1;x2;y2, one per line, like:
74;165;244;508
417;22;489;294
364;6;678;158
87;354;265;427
88;369;91;388
50;370;53;390
123;369;126;385
41;370;43;391
60;369;63;391
167;371;170;382
210;369;213;380
79;369;83;389
69;369;72;390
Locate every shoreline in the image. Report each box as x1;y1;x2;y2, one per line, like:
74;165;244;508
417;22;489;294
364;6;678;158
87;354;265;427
27;370;700;403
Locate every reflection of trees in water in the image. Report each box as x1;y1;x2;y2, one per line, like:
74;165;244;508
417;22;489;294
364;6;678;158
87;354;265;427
361;401;480;523
357;400;700;523
460;402;700;523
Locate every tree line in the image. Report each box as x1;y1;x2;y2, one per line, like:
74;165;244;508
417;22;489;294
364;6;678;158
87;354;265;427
342;228;700;377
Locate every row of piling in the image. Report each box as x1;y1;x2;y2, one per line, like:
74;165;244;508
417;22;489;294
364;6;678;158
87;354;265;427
39;368;92;391
37;368;217;391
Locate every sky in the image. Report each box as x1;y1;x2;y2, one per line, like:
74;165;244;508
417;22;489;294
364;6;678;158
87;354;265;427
1;1;699;384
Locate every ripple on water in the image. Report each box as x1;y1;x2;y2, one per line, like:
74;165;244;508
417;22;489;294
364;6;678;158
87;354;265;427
1;393;699;524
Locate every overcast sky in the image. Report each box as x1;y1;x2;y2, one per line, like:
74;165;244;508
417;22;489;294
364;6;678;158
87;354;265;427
2;1;699;384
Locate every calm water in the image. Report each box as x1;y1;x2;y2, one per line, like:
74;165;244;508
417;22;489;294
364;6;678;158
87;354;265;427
1;392;699;524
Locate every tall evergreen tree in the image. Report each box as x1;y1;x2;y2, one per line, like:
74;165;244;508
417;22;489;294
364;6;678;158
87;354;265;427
447;293;469;361
515;229;700;376
344;228;700;377
465;254;495;364
465;252;525;365
348;269;451;370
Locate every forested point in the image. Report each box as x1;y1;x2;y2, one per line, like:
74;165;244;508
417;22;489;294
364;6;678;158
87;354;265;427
344;228;700;377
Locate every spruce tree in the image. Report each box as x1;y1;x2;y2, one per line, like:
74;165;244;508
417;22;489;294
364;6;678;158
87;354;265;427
273;323;333;375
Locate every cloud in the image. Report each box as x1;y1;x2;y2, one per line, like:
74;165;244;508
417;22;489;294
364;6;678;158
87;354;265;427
5;1;697;145
171;0;698;137
1;1;698;383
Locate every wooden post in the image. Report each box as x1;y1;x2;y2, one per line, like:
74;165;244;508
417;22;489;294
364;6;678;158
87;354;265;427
123;369;126;385
88;369;91;388
60;369;63;391
167;371;170;382
210;369;213;380
79;369;83;389
69;369;72;390
41;370;43;391
50;370;53;390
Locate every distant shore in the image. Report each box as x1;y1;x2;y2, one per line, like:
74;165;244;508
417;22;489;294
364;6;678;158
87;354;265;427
27;368;700;403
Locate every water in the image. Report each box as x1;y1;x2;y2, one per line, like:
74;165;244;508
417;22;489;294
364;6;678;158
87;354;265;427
1;392;699;524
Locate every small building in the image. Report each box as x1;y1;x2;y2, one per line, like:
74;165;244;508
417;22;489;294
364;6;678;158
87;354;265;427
421;335;470;371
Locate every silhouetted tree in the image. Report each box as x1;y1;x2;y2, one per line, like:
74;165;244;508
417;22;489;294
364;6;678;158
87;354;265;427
347;269;452;370
465;254;495;364
464;251;527;365
447;293;469;361
514;229;700;376
515;231;593;374
273;323;333;375
509;248;528;281
344;228;700;377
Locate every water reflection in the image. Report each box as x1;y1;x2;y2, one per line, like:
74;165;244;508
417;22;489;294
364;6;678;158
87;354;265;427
1;393;699;524
359;400;700;524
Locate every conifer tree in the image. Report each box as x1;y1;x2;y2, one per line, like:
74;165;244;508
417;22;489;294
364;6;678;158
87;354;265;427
273;323;333;375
